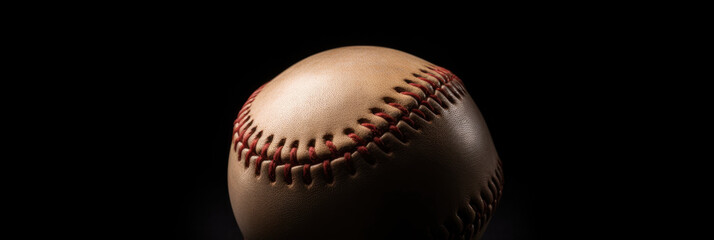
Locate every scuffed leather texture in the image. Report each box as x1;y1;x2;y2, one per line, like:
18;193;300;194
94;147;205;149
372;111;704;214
229;46;502;240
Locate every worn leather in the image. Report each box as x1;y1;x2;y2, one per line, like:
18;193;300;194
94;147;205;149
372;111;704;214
228;46;502;240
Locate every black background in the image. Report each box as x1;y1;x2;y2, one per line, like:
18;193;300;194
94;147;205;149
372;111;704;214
12;5;695;240
62;15;644;240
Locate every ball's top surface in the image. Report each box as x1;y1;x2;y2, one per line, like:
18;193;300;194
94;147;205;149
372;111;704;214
240;46;459;165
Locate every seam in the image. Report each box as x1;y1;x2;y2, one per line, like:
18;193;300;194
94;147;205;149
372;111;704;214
430;159;504;239
233;65;465;185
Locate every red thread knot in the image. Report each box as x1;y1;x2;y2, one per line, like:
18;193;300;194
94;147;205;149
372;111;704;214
242;129;254;144
360;123;380;136
268;160;277;182
409;83;432;95
433;66;455;83
389;125;403;139
401;116;415;127
254;156;262;175
322;160;333;183
373;136;386;151
236;119;247;133
388;103;409;116
260;142;270;159
374;112;396;124
417;76;439;90
308;146;318;163
289;147;298;165
238;129;248;146
246;138;259;159
233;138;241;152
424;70;445;84
283;163;292;184
357;146;369;156
400;91;422;102
348;133;366;146
422;100;435;112
302;164;312;184
431;94;444;107
411;109;426;119
344;152;355;175
273;145;283;164
325;140;338;158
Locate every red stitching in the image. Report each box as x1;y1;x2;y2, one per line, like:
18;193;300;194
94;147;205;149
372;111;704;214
242;128;254;145
289;147;298;165
236;127;250;152
268;160;276;182
245;138;259;167
232;125;241;136
357;146;375;164
344;152;355;175
322;160;333;183
374;112;395;124
431;95;444;107
273;145;283;164
232;66;466;183
417;76;439;90
283;163;292;184
260;142;270;159
411;108;426;119
400;91;422;102
302;164;312;184
373;136;386;150
375;111;405;140
389;125;403;139
421;100;435;112
388;103;409;115
234;138;241;152
432;66;455;83
348;133;366;145
424;71;445;84
236;109;250;123
325;140;338;158
233;115;243;125
437;87;448;96
388;103;415;127
308;146;318;163
401;116;415;127
360;123;381;136
409;82;432;95
254;156;262;175
357;146;369;156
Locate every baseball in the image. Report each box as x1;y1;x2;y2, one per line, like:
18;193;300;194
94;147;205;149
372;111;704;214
228;46;503;239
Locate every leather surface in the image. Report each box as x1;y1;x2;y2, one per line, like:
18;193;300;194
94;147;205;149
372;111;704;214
228;46;502;240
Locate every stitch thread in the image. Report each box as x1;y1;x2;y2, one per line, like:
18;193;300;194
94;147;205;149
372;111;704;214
283;163;292;184
268;160;277;182
308;146;318;163
289;147;298;165
302;164;312;184
254;156;262;175
322;160;333;183
273;145;283;164
245;138;259;168
325;140;338;158
344;152;355;175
